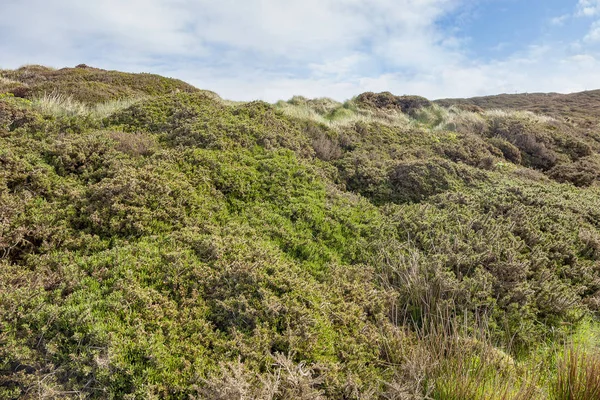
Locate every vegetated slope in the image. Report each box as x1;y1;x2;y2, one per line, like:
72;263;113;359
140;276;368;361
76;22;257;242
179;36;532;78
1;68;600;399
0;64;202;103
436;90;600;127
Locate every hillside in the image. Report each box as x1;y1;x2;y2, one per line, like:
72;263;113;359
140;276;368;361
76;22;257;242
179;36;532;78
2;66;600;399
436;90;600;127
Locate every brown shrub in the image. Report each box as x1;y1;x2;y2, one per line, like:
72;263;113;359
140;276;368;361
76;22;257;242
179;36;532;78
514;134;557;170
488;118;557;170
312;135;342;161
579;228;600;260
108;131;157;157
8;86;31;98
549;156;600;187
356;92;432;116
454;103;485;113
478;156;497;170
512;167;549;182
559;136;593;160
487;137;522;164
0;101;34;133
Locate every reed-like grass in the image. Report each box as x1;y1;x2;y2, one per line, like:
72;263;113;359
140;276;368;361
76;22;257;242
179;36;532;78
552;346;600;400
485;109;557;124
29;92;146;118
274;99;410;129
0;76;23;86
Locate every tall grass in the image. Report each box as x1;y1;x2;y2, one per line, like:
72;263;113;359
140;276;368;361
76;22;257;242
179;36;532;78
276;95;561;137
485;109;557;124
30;92;146;118
0;76;23;86
552;346;600;400
372;240;600;400
31;92;89;116
274;98;410;129
374;241;532;398
92;97;147;117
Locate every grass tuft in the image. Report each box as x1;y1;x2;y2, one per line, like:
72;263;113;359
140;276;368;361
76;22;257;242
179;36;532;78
30;92;147;118
274;98;410;129
552;346;600;400
30;92;89;116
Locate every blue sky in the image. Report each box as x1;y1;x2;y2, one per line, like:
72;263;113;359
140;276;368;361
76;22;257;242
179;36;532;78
2;0;600;101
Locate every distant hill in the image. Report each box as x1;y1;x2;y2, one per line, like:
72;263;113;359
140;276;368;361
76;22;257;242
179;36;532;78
437;90;600;127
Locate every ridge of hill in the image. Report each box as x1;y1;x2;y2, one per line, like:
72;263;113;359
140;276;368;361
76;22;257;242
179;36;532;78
0;64;204;104
2;65;600;399
436;90;600;127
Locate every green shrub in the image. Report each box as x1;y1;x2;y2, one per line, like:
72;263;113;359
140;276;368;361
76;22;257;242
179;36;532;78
2;65;198;104
388;159;482;203
3;65;600;399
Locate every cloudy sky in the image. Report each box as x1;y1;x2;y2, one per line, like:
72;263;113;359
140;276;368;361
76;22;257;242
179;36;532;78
2;0;600;101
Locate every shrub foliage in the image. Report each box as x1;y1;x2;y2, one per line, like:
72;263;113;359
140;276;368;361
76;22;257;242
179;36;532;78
1;66;600;399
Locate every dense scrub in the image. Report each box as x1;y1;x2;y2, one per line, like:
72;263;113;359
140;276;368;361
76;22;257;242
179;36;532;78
2;66;600;399
0;65;201;104
437;90;600;128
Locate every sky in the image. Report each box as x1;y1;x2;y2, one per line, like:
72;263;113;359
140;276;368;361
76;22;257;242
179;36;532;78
1;0;600;101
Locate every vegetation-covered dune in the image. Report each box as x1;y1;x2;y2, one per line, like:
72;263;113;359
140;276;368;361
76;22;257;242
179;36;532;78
436;90;600;127
2;65;600;399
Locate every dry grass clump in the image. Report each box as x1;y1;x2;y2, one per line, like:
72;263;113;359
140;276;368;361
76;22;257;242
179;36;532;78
274;99;410;130
381;306;539;400
374;236;600;400
0;76;22;86
92;96;147;118
437;90;600;127
552;346;600;400
196;354;325;400
413;105;487;134
287;95;342;114
30;92;146;118
412;106;556;136
485;109;557;124
277;95;556;136
440;108;487;134
31;92;89;116
275;101;323;122
373;242;541;399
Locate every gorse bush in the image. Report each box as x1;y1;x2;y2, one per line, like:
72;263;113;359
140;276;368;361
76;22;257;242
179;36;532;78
2;64;198;103
2;65;600;399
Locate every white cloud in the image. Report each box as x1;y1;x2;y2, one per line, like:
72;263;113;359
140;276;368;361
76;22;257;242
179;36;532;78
577;0;600;17
585;20;600;42
0;0;459;62
1;0;600;101
550;14;570;26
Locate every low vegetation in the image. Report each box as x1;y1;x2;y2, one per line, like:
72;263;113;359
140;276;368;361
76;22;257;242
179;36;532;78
1;66;600;399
